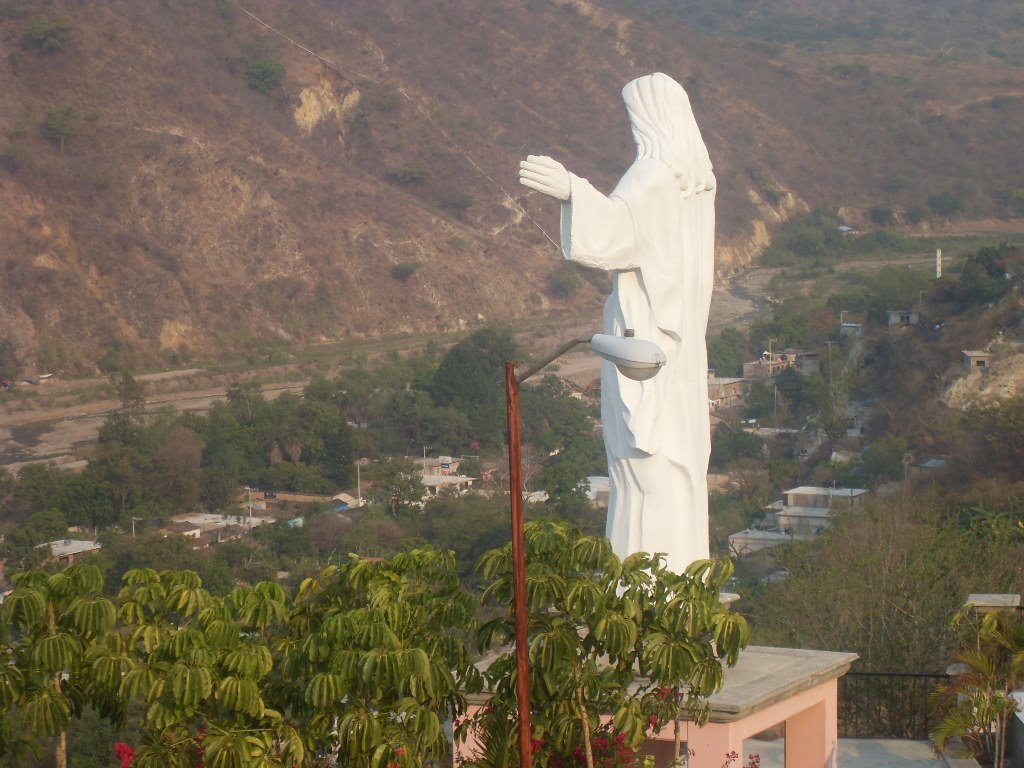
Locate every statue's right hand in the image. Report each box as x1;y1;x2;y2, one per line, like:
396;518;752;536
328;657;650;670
519;155;571;201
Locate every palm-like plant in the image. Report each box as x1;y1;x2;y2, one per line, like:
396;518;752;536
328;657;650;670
0;563;116;768
472;521;749;768
930;608;1024;768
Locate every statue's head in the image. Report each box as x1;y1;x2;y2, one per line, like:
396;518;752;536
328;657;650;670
622;73;715;195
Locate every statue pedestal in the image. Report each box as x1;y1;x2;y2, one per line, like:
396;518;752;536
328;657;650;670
646;646;858;768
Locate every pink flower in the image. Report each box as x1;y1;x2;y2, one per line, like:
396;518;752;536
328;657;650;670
113;743;135;768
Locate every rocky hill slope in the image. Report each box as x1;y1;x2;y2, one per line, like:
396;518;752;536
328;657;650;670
1;0;1022;373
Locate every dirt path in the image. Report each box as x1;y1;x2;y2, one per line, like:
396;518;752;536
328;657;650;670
0;381;308;475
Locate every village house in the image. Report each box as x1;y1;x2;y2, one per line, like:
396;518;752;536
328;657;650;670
38;539;102;566
707;371;745;410
887;309;920;327
962;349;992;374
771;486;869;536
158;521;203;539
421;473;475;499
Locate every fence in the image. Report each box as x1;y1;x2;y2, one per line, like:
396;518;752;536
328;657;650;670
838;672;948;740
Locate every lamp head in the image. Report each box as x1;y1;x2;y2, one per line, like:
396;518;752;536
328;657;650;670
589;333;667;381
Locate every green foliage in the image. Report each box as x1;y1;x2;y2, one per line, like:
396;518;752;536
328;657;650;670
40;104;79;150
385;166;428;185
970;394;1024;473
17;17;73;52
441;191;475;213
747;492;1024;672
547;264;581;298
0;336;21;381
243;58;285;93
391;261;424;281
869;206;894;226
365;457;424;516
860;433;908;482
0;564;114;764
430;324;516;446
707;327;747;377
826;265;933;325
927;190;965;217
930;609;1024;768
934;244;1018;311
710;421;764;469
759;209;847;266
993;187;1024;217
905;203;928;224
472;521;748;768
0;143;24;172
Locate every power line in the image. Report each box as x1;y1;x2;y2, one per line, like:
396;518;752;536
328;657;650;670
239;7;561;252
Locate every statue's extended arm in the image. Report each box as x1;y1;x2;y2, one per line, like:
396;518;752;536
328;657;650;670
518;155;571;201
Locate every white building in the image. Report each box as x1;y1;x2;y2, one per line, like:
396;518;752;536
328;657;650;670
775;486;868;536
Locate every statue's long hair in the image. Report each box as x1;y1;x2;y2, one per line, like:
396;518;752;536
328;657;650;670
622;73;715;196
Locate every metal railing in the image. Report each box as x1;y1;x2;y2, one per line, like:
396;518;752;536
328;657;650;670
838;672;948;740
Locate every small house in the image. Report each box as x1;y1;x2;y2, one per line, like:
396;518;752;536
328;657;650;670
39;539;102;565
159;521;203;540
707;375;745;410
839;322;863;337
962;350;992;374
887;309;919;327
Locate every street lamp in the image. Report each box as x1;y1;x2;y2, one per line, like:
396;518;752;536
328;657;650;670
504;330;666;768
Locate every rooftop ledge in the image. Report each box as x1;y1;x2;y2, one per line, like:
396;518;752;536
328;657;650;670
698;645;858;723
467;645;858;723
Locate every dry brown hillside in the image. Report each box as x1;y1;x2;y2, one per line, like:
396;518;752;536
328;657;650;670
0;0;1022;373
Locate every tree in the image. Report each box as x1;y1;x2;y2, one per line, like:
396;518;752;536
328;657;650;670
88;441;146;524
365;457;424;516
245;58;286;92
869;206;894;226
710;421;764;469
748;492;1024;672
861;433;908;482
971;395;1024;473
40;105;79;153
471;521;748;768
277;550;481;767
930;609;1024;768
431;324;516;446
0;564;116;768
927;191;965;217
0;336;21;381
18;18;73;52
87;569;304;767
98;373;147;447
707;327;748;378
145;424;204;513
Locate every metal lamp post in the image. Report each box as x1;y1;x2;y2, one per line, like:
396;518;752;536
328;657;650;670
504;331;666;768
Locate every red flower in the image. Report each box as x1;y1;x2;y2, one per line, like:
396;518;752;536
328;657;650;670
113;743;135;768
396;747;406;757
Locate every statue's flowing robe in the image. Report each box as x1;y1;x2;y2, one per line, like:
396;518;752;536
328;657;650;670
560;157;714;572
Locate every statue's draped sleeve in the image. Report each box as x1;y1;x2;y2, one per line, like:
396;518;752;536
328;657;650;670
559;175;638;271
558;162;680;456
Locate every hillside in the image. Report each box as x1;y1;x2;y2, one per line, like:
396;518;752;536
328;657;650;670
1;0;1022;373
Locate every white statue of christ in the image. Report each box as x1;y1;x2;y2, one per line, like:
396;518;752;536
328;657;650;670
519;72;715;573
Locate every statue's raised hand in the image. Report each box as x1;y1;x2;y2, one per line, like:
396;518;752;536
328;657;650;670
519;155;571;201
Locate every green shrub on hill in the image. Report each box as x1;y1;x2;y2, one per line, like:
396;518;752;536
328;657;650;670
17;17;72;52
